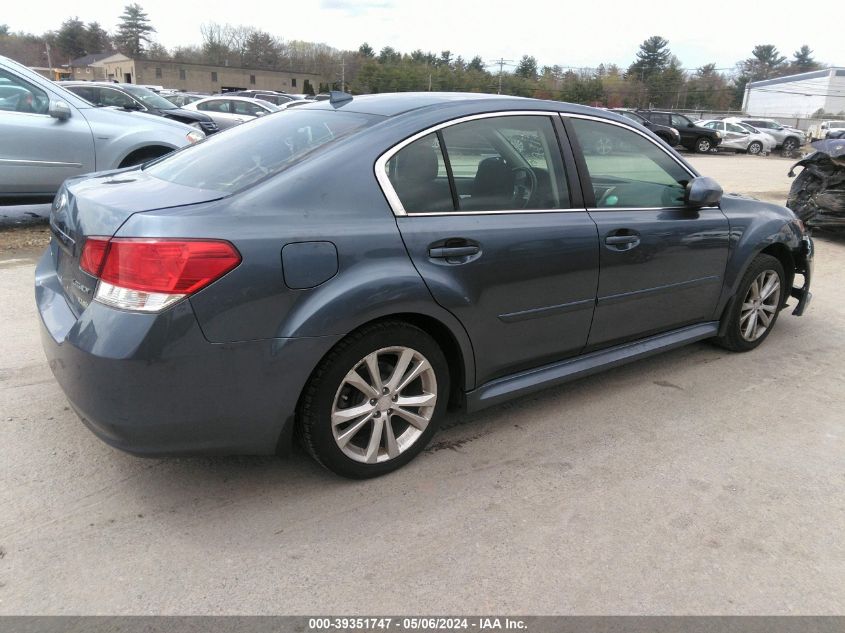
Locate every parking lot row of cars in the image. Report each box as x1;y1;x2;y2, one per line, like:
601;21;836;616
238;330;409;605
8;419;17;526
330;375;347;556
611;108;807;154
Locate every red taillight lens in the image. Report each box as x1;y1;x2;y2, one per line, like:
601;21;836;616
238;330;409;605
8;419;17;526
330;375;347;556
80;237;111;277
98;239;241;294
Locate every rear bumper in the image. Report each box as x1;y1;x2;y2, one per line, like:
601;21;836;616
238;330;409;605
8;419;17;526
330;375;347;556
790;235;813;316
35;247;339;456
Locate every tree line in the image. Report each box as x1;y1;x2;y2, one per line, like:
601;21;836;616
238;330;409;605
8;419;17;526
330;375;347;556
0;8;829;111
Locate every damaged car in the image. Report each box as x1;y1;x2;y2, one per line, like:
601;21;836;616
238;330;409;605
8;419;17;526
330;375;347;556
787;138;845;230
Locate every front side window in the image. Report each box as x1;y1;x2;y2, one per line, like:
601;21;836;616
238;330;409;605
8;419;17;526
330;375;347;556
232;100;264;116
703;121;724;131
386;115;569;213
726;122;746;134
0;69;49;114
99;88;137;109
671;114;692;129
569;117;691;208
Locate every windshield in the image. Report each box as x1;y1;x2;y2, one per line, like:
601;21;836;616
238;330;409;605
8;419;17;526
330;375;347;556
831;122;845;129
121;85;177;110
146;109;380;193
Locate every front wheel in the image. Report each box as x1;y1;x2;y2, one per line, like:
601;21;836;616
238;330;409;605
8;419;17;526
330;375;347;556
781;137;800;153
715;254;785;352
747;141;763;155
695;137;713;153
298;321;449;478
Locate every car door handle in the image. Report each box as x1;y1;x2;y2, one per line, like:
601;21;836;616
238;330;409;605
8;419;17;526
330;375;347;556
605;235;639;245
428;246;480;258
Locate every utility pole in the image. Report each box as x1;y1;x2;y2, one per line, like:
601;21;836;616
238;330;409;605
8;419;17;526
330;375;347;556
45;41;53;78
490;58;513;94
428;72;432;91
340;57;345;92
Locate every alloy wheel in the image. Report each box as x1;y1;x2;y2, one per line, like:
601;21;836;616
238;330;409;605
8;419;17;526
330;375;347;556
595;136;613;155
331;346;437;464
739;270;781;341
697;138;712;152
747;141;762;155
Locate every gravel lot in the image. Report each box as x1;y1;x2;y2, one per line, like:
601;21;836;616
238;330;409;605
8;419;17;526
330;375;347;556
1;153;843;614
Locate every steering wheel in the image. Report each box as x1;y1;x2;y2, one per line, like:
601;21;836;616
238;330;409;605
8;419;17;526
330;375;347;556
511;167;537;209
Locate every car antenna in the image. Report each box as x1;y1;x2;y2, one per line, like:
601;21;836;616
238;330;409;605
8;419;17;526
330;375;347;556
329;91;353;105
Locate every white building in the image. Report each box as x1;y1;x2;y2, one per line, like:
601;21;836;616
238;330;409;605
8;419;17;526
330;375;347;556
743;68;845;117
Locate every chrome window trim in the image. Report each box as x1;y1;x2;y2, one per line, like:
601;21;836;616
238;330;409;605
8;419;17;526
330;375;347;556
375;110;564;217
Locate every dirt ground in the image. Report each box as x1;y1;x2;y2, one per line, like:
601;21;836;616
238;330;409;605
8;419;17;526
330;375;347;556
1;152;843;615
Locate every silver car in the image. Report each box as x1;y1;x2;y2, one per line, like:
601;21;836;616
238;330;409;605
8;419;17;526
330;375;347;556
182;95;280;130
738;118;805;152
0;55;204;201
696;119;776;155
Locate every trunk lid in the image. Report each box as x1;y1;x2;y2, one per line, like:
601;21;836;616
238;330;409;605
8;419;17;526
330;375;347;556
49;168;225;315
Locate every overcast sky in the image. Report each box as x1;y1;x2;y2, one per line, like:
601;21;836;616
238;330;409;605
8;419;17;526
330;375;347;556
4;0;842;72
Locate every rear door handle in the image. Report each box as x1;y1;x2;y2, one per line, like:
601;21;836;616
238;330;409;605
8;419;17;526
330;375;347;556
605;235;639;245
428;246;480;258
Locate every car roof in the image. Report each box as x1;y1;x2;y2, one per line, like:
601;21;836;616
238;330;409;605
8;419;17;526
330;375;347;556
305;91;609;118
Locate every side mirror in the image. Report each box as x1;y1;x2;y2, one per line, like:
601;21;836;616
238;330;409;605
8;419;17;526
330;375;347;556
49;100;72;120
685;176;722;208
688;122;695;128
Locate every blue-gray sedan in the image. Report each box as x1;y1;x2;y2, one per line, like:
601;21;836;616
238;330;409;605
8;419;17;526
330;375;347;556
36;92;813;478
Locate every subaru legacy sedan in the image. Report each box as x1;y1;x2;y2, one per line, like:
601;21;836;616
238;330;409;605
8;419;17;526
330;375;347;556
36;92;813;478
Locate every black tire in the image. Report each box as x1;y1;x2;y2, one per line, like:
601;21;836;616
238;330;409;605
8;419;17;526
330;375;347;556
747;141;763;155
782;137;800;153
714;254;786;352
298;321;450;478
695;137;713;153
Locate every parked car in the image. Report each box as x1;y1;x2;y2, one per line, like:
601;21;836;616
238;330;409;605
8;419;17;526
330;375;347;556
35;93;813;478
182;95;280;130
637;110;723;152
611;109;681;147
62;82;219;136
0;55;203;202
808;120;845;141
696;118;775;154
224;90;304;106
738;118;805;152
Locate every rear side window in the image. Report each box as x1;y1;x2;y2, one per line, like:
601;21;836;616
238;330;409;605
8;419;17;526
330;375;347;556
569;118;691;208
198;99;230;113
146;109;378;193
386;115;569;213
650;113;671;126
386;133;454;213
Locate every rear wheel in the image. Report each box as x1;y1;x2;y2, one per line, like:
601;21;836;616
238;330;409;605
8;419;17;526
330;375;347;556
747;141;763;155
695;137;713;153
715;254;785;352
298;321;449;478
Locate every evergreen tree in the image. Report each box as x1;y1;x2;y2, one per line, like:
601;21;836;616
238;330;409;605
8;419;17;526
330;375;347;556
83;22;111;54
115;3;156;57
628;36;671;80
358;42;374;58
791;45;820;72
55;17;87;59
0;25;10;36
740;44;787;80
514;55;538;80
467;56;485;72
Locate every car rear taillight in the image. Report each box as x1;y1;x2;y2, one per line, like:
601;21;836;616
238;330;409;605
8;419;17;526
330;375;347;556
80;237;241;312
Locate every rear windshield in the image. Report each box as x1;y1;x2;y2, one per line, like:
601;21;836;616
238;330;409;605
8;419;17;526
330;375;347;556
146;109;379;193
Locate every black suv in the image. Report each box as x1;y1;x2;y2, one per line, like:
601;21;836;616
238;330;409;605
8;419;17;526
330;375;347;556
637;110;722;153
63;82;219;135
611;109;681;147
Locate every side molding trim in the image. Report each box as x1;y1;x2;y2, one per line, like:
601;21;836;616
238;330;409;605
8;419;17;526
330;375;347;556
466;321;719;412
